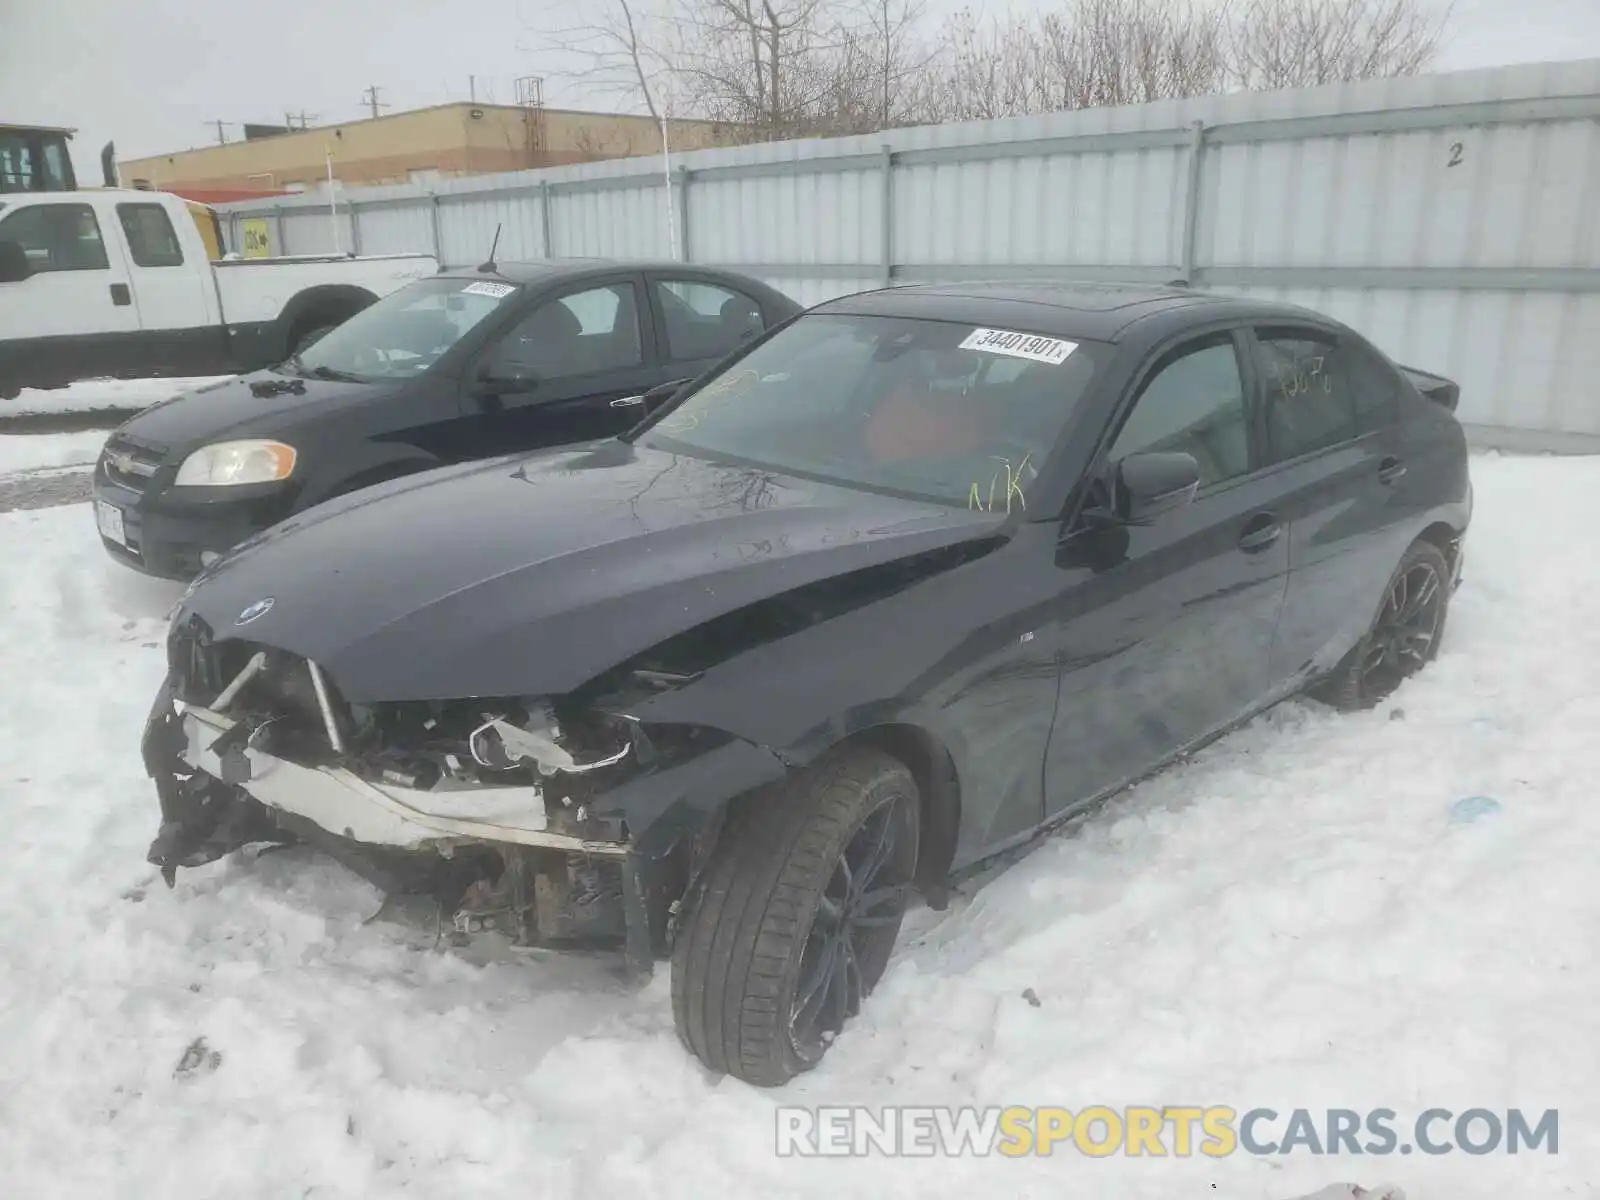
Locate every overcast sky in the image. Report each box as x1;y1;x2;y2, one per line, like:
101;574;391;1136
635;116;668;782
2;0;1596;180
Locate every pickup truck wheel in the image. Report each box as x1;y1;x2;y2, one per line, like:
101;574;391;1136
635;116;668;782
1315;539;1451;711
670;748;919;1086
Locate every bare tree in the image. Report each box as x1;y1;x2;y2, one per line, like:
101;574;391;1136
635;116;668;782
1031;0;1230;109
534;0;1448;143
1229;0;1447;89
668;0;845;135
538;0;673;120
855;0;934;129
912;7;1037;122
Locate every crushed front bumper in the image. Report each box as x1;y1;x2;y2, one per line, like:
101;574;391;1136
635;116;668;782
142;685;654;973
173;703;630;858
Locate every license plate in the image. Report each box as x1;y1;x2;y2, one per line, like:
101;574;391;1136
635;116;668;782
95;499;126;546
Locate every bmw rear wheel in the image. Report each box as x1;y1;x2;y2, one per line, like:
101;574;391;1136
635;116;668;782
1318;539;1451;710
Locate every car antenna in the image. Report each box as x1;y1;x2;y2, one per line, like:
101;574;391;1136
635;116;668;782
478;223;503;274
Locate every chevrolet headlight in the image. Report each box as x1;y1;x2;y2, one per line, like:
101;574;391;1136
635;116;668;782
174;440;297;486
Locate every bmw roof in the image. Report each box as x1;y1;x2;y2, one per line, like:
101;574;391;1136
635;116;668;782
815;279;1280;342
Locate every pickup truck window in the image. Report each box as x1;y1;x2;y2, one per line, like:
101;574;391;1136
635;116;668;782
0;203;110;273
117;203;185;268
294;276;518;382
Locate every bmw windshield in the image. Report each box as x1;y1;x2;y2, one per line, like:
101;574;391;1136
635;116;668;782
291;276;518;382
632;312;1106;511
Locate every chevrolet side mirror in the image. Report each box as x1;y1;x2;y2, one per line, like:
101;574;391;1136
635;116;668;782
475;362;539;395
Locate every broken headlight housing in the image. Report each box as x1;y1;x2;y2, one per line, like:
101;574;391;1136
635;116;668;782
347;696;636;793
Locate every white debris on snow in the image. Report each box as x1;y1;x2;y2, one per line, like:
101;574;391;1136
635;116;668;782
0;453;1595;1200
0;430;110;477
6;375;231;417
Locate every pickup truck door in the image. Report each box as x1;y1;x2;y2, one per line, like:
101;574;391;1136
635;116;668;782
461;277;665;454
0;196;142;390
110;199;220;377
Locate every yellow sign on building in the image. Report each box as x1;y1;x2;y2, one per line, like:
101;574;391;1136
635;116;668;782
240;218;271;258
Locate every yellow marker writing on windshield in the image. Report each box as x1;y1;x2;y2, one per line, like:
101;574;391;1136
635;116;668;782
968;454;1031;514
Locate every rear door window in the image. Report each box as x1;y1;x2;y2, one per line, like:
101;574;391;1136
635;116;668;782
1254;327;1358;462
653;278;766;361
117;203;185;267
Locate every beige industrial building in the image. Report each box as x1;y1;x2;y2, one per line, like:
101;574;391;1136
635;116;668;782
120;102;740;194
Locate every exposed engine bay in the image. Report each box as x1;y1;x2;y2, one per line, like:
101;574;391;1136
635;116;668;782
142;616;742;973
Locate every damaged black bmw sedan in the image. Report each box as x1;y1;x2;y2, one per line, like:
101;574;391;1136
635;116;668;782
143;281;1471;1085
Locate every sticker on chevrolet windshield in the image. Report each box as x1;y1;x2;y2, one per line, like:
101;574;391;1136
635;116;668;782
958;328;1076;365
461;281;516;298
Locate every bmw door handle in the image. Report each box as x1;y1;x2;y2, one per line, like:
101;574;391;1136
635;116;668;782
1237;512;1281;553
610;394;646;408
1378;455;1407;484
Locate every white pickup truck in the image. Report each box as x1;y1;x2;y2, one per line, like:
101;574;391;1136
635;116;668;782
0;189;437;398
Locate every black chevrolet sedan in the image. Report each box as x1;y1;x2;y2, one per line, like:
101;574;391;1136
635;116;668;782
142;281;1470;1085
91;260;800;579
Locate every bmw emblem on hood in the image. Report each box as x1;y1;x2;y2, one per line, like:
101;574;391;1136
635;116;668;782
235;597;275;626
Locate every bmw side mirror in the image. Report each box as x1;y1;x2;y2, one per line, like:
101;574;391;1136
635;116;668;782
1114;451;1200;523
0;239;31;284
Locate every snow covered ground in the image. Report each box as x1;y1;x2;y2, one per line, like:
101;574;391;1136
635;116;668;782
0;453;1594;1199
0;430;109;476
5;375;230;418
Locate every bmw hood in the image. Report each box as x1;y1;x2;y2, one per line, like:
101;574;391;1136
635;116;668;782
176;440;1006;702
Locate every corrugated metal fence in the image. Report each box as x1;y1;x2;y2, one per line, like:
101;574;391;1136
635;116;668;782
219;60;1600;450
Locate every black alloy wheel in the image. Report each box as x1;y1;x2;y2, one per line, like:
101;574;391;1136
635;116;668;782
671;747;920;1086
788;792;916;1063
1319;539;1452;711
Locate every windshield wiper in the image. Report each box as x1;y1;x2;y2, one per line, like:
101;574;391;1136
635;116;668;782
273;353;311;378
305;364;367;383
275;353;366;383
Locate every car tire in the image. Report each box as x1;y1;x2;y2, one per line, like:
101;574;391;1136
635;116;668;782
1315;538;1452;712
670;747;919;1086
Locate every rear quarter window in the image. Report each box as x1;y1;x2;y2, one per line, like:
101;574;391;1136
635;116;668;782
1344;337;1403;435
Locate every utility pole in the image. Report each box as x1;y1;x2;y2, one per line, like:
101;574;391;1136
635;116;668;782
205;119;235;145
360;85;389;120
469;75;476;103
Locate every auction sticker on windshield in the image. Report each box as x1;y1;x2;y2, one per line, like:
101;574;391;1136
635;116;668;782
958;328;1077;365
461;281;516;299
